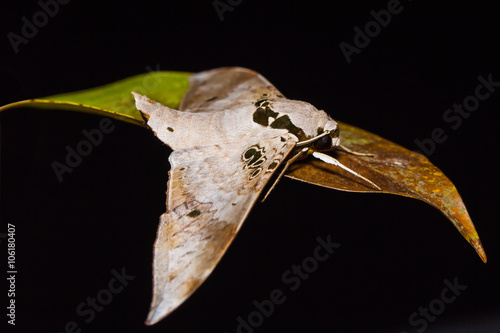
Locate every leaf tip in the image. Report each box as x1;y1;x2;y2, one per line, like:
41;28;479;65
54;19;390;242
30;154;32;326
470;238;487;263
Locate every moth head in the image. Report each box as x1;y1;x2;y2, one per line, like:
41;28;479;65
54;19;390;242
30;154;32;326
313;126;340;152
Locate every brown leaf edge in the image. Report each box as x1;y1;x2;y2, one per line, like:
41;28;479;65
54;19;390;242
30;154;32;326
286;121;486;263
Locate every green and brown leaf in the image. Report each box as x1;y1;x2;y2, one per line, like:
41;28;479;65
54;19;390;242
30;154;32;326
287;123;486;262
0;70;486;263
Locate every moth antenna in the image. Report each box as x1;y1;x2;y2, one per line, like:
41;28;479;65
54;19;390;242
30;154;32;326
261;147;309;202
296;131;330;147
312;152;382;191
338;144;375;157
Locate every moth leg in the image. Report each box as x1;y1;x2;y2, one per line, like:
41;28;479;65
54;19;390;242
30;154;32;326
338;144;375;157
261;147;309;202
312;152;381;191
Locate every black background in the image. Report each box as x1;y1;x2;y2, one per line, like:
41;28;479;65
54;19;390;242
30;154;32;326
1;1;499;332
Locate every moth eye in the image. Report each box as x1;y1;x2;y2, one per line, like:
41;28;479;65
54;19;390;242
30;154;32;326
314;135;332;151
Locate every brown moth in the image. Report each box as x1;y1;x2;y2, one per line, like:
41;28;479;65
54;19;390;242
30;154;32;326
133;67;379;325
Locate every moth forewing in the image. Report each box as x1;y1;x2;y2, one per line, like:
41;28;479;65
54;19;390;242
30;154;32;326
133;67;379;325
134;91;293;150
136;88;299;324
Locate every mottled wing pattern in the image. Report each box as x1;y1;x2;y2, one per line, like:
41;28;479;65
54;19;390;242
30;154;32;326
146;133;297;325
179;67;286;112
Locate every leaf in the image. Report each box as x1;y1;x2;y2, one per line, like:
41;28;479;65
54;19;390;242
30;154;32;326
0;71;192;127
287;122;487;263
0;70;486;263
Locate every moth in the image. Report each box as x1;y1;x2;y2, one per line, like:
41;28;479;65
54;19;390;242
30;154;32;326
133;67;380;325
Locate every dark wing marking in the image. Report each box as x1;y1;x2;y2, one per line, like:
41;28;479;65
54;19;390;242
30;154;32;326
145;133;297;325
